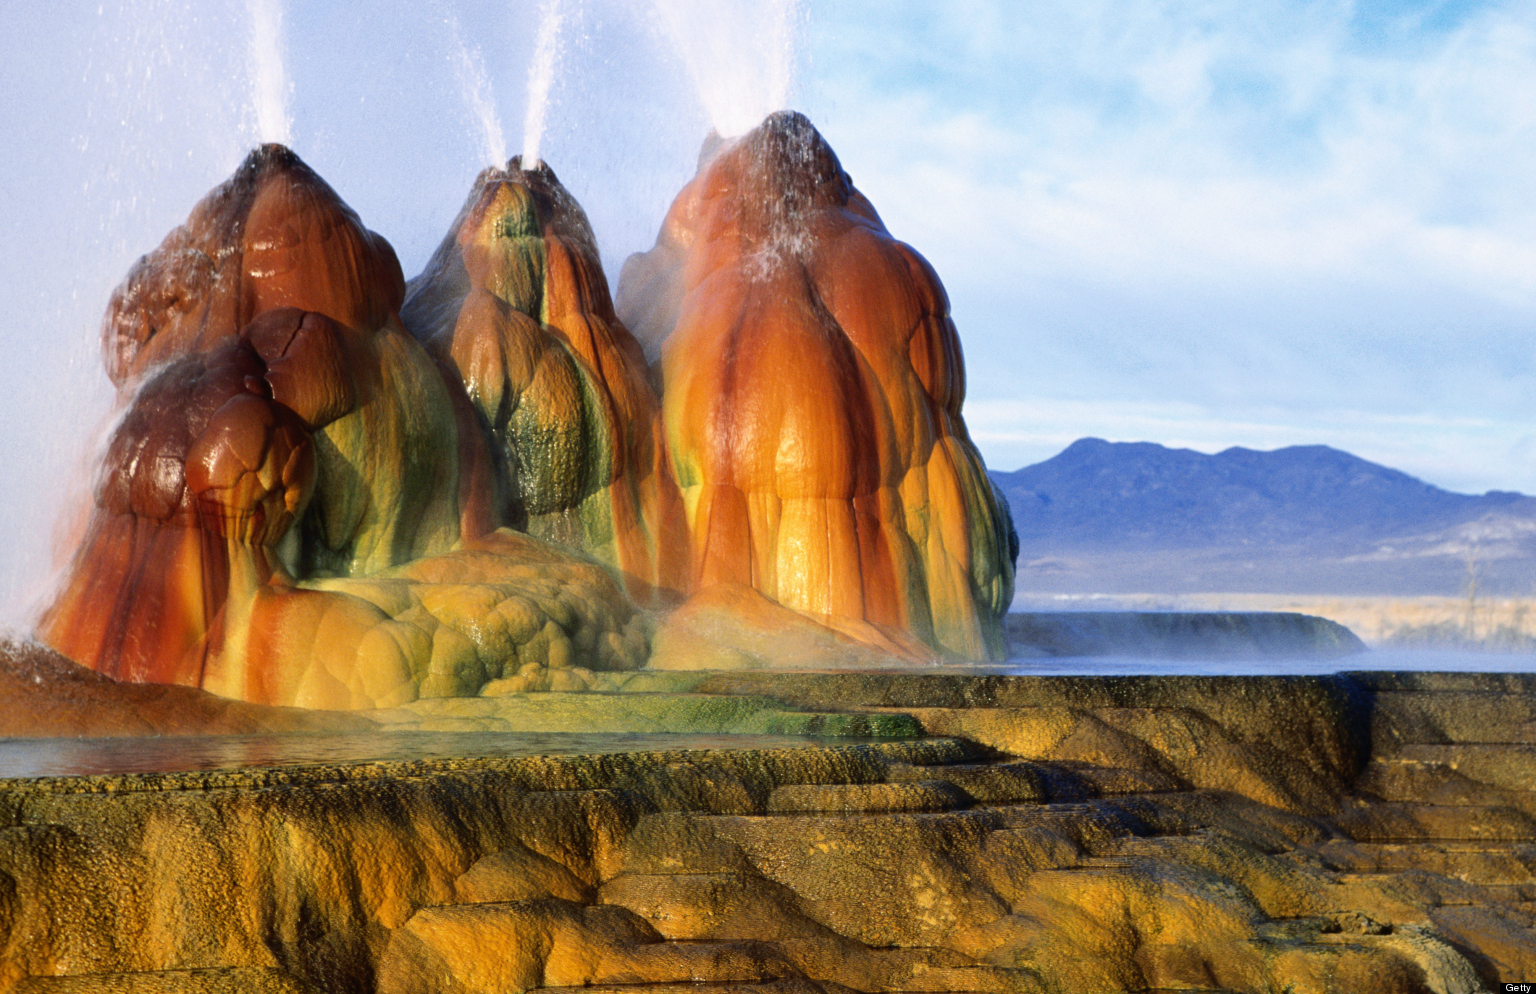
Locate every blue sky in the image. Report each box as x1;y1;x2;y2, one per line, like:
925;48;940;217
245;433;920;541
0;0;1533;612
804;0;1536;492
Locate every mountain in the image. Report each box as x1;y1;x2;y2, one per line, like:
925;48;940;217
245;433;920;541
988;438;1536;596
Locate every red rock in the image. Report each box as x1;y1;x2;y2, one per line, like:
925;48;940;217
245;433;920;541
103;144;404;389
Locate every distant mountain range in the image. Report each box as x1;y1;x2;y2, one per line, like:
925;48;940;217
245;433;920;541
988;438;1536;597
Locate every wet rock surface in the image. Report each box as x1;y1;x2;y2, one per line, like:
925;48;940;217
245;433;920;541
37;126;1021;706
0;640;372;739
401;158;688;606
1;671;1532;993
618;112;1017;663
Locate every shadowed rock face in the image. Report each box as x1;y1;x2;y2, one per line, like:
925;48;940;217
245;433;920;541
618;112;1017;662
40;317;324;685
403;159;689;605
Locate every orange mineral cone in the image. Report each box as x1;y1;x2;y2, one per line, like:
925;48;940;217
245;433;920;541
403;159;688;605
618;112;1017;662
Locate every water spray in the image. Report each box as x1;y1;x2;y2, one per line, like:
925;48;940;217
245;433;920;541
249;0;291;145
447;12;507;167
650;0;802;138
521;0;565;170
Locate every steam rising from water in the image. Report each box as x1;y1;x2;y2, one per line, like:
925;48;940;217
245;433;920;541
447;13;507;166
651;0;801;138
248;0;290;145
521;0;565;168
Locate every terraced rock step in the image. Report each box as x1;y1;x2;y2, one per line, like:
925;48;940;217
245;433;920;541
365;691;923;739
4;671;1536;992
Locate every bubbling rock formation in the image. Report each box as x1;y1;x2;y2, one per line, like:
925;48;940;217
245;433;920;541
402;158;689;604
618;112;1017;662
38;146;648;709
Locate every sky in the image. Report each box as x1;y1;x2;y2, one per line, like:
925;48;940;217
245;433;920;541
808;0;1536;493
0;0;1533;614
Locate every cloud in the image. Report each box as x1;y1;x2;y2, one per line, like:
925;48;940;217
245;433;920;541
801;0;1536;493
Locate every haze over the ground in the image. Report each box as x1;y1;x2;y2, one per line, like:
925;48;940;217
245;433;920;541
993;438;1536;596
1;0;1530;615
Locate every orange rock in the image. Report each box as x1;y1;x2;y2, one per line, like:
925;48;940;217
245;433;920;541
37;148;651;707
103;144;404;388
38;332;317;685
648;581;941;671
0;637;372;737
618;113;1017;661
403;160;689;605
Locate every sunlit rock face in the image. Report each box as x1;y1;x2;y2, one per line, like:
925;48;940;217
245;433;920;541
618;112;1018;661
94;144;465;579
403;159;689;605
102;144;406;389
38;146;646;708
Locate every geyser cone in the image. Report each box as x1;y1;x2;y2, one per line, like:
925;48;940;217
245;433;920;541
85;142;467;597
39;147;477;697
103;143;407;389
618;112;1018;661
403;157;689;604
39;326;319;686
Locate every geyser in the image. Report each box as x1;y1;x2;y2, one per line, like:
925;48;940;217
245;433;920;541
619;112;1018;662
35;114;1017;704
520;0;565;168
248;0;291;146
39;144;649;708
401;156;689;605
447;14;508;168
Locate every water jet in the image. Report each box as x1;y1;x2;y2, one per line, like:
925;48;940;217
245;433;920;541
249;0;292;146
447;13;507;168
520;0;564;169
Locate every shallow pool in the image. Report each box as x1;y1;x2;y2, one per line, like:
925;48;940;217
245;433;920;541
0;731;850;780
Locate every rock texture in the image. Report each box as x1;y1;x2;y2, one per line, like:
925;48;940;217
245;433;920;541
2;672;1532;993
617;113;1017;663
36;146;650;709
0;640;371;738
37;121;1021;702
402;159;688;604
